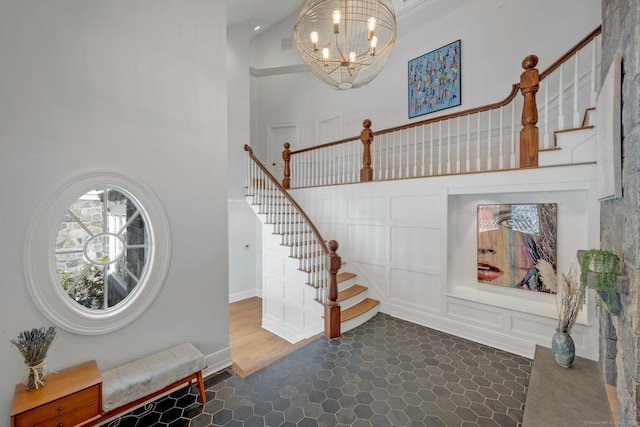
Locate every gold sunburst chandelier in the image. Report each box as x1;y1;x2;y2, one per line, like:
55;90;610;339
294;0;396;90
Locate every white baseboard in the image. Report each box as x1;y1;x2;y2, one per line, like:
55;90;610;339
229;289;259;303
203;347;233;378
383;305;536;359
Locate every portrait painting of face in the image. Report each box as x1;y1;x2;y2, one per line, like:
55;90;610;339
477;204;557;293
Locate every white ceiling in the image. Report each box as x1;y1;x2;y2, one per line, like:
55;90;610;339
226;0;303;35
225;0;427;36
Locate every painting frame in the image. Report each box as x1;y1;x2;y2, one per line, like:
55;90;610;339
408;39;461;119
477;203;557;293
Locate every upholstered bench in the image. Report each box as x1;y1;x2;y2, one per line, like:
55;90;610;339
100;343;207;419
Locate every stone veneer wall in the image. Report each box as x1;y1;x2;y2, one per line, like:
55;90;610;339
600;0;640;423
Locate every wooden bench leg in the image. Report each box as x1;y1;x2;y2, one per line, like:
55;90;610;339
196;371;207;405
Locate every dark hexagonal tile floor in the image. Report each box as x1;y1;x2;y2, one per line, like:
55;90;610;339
103;314;531;426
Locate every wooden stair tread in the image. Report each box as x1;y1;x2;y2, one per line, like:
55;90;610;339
341;298;379;322
337;284;367;302
337;272;356;283
554;125;594;135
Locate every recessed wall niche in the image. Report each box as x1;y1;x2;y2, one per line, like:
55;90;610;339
24;171;171;335
447;190;589;316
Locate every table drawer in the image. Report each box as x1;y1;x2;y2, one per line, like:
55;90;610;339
14;385;100;427
35;402;101;427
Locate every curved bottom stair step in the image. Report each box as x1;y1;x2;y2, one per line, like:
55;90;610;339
341;298;380;323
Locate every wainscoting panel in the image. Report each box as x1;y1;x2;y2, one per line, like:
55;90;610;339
265;253;284;276
389;267;440;312
447;300;503;328
347;196;386;220
347;224;385;263
390;226;440;270
390;194;441;224
510;316;556;341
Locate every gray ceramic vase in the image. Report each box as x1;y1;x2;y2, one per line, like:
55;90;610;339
551;330;575;368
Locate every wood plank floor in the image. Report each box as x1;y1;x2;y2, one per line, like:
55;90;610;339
229;297;320;377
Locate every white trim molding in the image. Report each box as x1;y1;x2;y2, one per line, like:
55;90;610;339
24;170;172;335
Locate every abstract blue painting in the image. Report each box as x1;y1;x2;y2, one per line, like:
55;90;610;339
408;40;461;119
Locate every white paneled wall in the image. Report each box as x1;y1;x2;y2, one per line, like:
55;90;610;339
291;163;601;360
259;220;324;344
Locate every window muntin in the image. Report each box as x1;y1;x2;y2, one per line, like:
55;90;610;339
54;188;148;311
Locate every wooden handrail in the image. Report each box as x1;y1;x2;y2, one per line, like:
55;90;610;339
290;135;362;155
245;144;342;338
245;145;330;255
289;83;520;158
539;26;601;81
375;83;521;136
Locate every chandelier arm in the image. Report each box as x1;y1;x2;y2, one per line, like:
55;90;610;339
334;32;346;63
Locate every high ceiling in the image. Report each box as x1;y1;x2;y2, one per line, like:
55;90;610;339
226;0;303;36
225;0;425;36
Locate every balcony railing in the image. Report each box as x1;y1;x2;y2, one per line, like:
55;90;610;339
281;27;601;189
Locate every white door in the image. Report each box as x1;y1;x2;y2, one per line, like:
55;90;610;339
267;123;299;180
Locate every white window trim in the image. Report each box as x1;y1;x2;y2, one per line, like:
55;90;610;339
24;171;171;335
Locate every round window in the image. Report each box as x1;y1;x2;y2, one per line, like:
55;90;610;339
25;172;171;335
55;187;149;311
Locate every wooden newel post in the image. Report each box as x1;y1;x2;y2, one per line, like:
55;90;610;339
325;240;341;339
282;142;291;189
519;55;540;168
360;119;374;182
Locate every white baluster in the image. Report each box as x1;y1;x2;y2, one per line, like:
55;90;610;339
590;37;598;106
438;121;442;175
377;135;382;180
543;79;550;149
573;52;580;128
429;123;433;176
405;129;410;178
558;64;565;130
354;140;359;183
385;133;389;179
414;127;418;177
476;113;481;171
510;100;516;168
466;115;471;173
421;125;426;176
456;116;461;173
340;144;347;184
446;119;451;174
487;111;492;170
499;107;504;169
322;148;326;186
398;130;403;178
392;132;396;179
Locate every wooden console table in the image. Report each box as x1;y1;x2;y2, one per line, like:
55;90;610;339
10;360;102;427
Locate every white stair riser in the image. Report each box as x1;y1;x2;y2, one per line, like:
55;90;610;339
341;305;379;333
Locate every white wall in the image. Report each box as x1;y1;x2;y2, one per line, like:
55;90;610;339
228;23;261;301
0;1;228;422
291;163;601;360
250;0;601;155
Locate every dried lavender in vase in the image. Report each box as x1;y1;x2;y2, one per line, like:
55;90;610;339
10;326;57;390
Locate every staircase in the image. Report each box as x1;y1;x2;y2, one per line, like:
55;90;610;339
539;107;597;167
244;146;379;343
